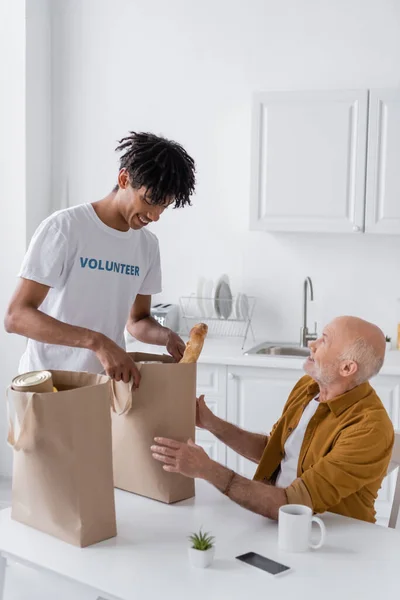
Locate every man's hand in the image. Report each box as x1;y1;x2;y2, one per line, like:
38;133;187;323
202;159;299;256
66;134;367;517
94;336;141;386
151;437;211;478
151;437;287;520
166;330;186;362
196;394;215;430
127;295;186;361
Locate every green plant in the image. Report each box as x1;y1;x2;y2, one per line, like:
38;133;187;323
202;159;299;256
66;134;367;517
386;335;391;342
189;528;215;551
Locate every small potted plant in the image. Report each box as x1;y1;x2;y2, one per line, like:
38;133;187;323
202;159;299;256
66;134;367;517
385;336;391;352
188;528;215;568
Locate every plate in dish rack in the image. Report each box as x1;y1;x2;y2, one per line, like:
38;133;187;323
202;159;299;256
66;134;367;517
235;293;249;320
215;275;233;319
203;278;216;317
196;277;206;317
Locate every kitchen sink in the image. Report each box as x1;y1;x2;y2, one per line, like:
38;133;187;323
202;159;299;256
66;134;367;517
244;342;310;358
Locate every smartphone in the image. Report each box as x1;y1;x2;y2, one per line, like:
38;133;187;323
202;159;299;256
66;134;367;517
236;551;291;576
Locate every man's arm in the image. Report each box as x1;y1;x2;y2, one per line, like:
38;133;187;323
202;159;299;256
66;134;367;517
203;459;287;520
209;416;268;463
204;422;393;519
4;278;140;384
151;437;287;520
213;377;310;465
286;423;394;513
127;294;185;361
197;395;267;463
5;278;99;349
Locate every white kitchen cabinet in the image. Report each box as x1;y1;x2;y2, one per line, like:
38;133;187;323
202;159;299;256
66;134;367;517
195;364;227;465
365;89;400;234
250;90;369;233
370;374;400;521
250;88;400;235
225;366;303;478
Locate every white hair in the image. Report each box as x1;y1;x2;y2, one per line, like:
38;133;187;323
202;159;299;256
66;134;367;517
340;337;384;384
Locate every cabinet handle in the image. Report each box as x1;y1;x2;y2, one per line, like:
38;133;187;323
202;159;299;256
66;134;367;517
352;225;361;232
228;373;235;380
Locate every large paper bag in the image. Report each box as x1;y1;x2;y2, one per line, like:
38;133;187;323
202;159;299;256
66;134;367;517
112;353;196;503
7;370;117;547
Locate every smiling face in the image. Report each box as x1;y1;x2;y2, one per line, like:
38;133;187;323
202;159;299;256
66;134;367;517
116;169;174;230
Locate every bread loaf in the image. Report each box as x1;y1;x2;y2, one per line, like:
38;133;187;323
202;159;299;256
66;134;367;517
180;323;208;364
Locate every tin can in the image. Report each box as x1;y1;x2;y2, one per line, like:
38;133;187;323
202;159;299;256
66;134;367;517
12;371;53;393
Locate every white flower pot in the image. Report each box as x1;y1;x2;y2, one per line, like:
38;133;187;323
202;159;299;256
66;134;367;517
188;547;215;568
386;341;392;352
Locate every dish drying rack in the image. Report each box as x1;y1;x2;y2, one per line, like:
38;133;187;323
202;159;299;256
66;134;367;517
179;295;256;349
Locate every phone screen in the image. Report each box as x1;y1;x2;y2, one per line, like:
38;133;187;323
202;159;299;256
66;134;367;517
236;551;290;575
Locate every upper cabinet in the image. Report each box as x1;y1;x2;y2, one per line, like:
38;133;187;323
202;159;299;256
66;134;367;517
365;90;400;234
250;89;400;234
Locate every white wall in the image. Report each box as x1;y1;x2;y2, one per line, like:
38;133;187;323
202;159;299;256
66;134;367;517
0;0;51;476
26;0;52;242
51;0;400;344
0;0;27;476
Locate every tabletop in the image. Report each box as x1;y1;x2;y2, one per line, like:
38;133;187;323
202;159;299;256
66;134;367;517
0;480;399;599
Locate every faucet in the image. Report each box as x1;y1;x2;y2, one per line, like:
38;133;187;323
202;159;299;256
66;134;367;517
300;277;318;348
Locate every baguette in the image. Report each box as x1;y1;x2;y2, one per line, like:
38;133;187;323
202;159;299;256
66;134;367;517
180;323;208;363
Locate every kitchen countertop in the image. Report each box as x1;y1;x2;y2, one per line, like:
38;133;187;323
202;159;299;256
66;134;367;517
126;336;400;376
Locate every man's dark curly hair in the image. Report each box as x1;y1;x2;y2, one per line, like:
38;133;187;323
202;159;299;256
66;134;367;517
113;131;196;208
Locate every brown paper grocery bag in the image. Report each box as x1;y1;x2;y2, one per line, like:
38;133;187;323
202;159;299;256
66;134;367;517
111;353;196;504
7;370;117;547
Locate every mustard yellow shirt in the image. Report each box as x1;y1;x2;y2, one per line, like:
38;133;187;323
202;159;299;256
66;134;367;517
254;375;394;523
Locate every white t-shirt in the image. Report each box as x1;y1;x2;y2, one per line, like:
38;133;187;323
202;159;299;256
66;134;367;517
275;397;320;489
18;204;162;374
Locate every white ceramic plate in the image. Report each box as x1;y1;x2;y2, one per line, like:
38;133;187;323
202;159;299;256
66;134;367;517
197;277;206;317
217;282;233;319
235;293;242;319
215;274;232;319
203;279;215;317
236;293;249;321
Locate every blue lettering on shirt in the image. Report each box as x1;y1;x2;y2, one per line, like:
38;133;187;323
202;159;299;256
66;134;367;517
80;257;140;276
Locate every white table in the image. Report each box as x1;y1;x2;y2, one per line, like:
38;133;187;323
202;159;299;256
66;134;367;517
0;480;399;600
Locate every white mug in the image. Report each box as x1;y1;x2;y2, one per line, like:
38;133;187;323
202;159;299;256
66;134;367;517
278;504;326;552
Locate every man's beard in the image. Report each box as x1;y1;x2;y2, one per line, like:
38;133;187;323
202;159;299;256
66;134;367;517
305;359;338;385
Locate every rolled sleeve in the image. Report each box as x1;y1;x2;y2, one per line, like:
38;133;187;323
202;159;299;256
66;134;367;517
297;425;394;514
285;478;313;509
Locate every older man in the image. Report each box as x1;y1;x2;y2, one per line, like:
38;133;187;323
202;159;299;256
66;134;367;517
151;316;394;523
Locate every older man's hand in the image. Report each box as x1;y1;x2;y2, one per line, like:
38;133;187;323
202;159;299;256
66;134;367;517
151;437;211;478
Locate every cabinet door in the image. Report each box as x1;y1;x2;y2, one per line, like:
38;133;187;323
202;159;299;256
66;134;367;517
250;90;368;233
195;364;227;465
226;366;303;478
370;374;400;523
365;89;400;234
195;439;219;462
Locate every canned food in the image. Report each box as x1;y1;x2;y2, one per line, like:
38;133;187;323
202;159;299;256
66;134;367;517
12;371;54;393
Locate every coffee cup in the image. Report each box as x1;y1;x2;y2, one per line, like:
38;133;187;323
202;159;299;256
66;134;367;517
278;504;326;552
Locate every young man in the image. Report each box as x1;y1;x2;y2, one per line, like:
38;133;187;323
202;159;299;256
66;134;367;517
5;132;196;385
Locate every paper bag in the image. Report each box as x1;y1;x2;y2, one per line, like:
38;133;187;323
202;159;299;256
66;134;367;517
112;353;196;503
7;370;117;547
